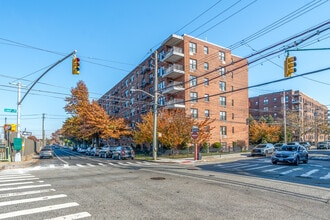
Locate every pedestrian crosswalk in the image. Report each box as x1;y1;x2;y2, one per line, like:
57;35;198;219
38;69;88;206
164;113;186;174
28;161;157;170
213;159;330;180
0;173;91;219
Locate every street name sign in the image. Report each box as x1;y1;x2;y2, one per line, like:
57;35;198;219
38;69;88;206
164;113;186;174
4;108;17;113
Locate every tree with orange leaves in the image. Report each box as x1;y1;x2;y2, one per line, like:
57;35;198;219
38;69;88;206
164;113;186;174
249;121;281;144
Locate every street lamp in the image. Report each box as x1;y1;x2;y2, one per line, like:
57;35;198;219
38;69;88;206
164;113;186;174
131;51;158;160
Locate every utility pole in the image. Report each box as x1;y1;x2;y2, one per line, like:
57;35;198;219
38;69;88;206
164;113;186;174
283;91;287;143
17;82;21;138
42;113;45;147
152;50;158;161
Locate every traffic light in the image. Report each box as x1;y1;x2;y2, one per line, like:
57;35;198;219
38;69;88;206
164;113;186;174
3;124;16;132
72;57;80;75
284;56;297;77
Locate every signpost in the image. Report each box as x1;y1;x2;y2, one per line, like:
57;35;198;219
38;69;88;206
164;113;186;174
4;108;17;113
191;128;199;160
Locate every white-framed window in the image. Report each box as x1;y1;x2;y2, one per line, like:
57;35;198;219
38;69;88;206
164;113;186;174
190;59;197;71
190;92;198;103
219;51;225;61
204;78;209;86
220;126;227;136
204;94;209;102
263;99;269;105
125;79;129;87
219;81;226;91
191;108;198;118
130;98;135;105
220;96;226;106
204;62;209;70
130;75;134;83
158;66;165;77
264;107;269;112
189;42;197;54
273;97;277;102
204;46;208;54
220;111;227;121
190;75;197;87
219;67;225;76
125;90;129;97
205;109;210;117
158;81;165;90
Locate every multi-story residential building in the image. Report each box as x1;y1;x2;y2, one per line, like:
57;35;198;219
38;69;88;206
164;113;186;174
249;90;328;142
99;34;249;150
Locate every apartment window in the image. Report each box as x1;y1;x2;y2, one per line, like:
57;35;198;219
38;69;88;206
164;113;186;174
273;97;277;102
232;113;234;120
204;46;208;54
190;92;198;103
219;67;225;76
159;96;165;106
125;79;129;87
219;51;225;61
232;99;234;106
191;108;198;118
190;75;197;87
263;99;269;105
130;75;134;82
220;111;227;121
158;66;165;77
190;59;197;71
189;42;197;54
125;90;129;97
130;98;135;105
255;101;258;105
264;107;269;112
220;96;226;106
232;127;235;134
219;81;226;91
205;109;210;117
204;78;209;86
285;96;289;102
220;126;227;136
204;94;209;102
158;81;165;90
204;62;209;70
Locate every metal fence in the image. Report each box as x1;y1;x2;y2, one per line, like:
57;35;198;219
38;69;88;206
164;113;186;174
0;146;10;162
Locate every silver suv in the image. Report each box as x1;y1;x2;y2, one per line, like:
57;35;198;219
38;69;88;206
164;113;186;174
112;146;135;160
251;143;275;156
99;146;117;158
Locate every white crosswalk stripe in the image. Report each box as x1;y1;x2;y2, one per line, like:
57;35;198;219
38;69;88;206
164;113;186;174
300;169;319;177
280;168;303;175
320;173;330;180
0;173;91;219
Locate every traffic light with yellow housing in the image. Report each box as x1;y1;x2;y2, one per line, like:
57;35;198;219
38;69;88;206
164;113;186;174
284;56;297;77
72;57;80;75
4;124;17;132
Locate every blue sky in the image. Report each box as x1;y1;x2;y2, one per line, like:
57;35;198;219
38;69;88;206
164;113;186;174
0;0;329;139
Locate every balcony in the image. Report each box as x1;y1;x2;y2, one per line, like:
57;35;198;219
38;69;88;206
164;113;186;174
162;81;185;94
162;46;184;63
163;64;185;79
166;99;185;109
162;34;183;47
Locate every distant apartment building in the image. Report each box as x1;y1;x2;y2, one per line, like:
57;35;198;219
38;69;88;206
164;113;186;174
99;34;249;150
249;90;328;142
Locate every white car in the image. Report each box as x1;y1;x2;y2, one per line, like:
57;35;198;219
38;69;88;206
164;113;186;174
251;143;275;156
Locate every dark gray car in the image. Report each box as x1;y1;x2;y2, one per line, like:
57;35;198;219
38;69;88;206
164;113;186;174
271;144;308;165
112;146;135;160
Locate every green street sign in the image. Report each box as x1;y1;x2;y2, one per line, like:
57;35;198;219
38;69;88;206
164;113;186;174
14;138;22;151
4;108;17;113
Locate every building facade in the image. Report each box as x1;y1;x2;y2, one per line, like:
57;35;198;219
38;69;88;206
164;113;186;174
249;90;328;142
99;34;249;150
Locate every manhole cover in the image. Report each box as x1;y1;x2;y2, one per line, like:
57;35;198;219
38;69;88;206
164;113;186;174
150;177;166;180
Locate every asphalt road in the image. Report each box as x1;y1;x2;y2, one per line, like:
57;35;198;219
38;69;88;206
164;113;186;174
0;148;329;219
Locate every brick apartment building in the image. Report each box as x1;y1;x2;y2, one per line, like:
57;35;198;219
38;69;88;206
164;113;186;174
249;90;329;142
99;34;249;150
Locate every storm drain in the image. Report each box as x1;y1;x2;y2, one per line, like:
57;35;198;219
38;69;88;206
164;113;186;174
150;177;166;180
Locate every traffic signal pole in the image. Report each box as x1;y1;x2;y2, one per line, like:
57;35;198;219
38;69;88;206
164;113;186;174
13;50;77;161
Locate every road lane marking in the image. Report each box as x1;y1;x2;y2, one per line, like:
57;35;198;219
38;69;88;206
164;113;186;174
86;163;95;167
0;175;35;180
0;202;79;219
0;194;67;207
0;181;34;187
215;163;245;167
50;164;55;168
245;165;273;171
76;164;85;167
108;163;119;167
118;162;129;166
98;163;106;166
320;173;330;180
0;184;51;192
0;177;39;183
233;164;260;169
280;168;303;175
300;169;319;177
44;211;91;220
263;166;287;172
0;189;56;198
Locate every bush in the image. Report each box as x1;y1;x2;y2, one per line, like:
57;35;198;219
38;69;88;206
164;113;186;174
211;142;222;149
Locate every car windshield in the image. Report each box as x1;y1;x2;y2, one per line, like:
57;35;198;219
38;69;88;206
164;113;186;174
256;145;266;148
281;145;298;151
41;148;52;151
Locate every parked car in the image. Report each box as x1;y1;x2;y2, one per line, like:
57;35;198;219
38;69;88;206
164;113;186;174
273;143;286;151
112;146;135;160
299;141;311;150
271;144;308;165
287;142;300;146
91;147;102;156
251;143;275;156
317;141;330;149
99;146;116;158
86;146;94;155
78;147;87;153
39;147;53;159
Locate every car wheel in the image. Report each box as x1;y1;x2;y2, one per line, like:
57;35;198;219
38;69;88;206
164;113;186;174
294;157;299;166
272;161;277;165
40;156;43;159
265;150;268;155
118;155;121;160
303;156;308;164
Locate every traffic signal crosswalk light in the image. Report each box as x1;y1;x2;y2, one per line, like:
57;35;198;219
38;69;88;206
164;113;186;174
4;124;17;132
72;57;80;75
284;56;297;77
